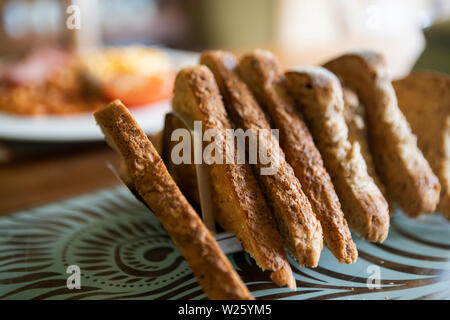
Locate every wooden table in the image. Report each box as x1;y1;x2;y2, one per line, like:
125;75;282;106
0;131;165;215
0;140;121;215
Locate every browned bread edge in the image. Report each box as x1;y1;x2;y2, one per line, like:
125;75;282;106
94;100;253;300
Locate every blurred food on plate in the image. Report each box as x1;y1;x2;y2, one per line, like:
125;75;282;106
80;46;174;107
0;46;105;116
0;45;174;116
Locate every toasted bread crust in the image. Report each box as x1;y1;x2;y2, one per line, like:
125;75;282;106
94;100;252;300
237;50;356;262
285;67;390;242
201;51;323;267
324;52;441;217
342;86;392;215
172;66;296;288
393;71;450;219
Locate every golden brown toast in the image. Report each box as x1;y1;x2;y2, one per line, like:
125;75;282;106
172;66;296;288
236;50;357;262
94;100;252;300
342;86;392;215
162;114;201;207
393;71;450;219
285;67;390;242
324;51;441;217
201;50;324;267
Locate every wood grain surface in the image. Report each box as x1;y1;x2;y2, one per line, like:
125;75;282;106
0;142;120;215
0;131;164;216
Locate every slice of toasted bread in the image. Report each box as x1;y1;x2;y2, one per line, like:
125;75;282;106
237;50;357;262
162;113;201;208
324;51;441;217
285;67;390;242
393;71;450;220
342;86;392;215
201;50;323;267
172;66;296;288
94;100;252;300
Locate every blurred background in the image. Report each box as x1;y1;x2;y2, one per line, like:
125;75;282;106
0;0;449;214
0;0;449;75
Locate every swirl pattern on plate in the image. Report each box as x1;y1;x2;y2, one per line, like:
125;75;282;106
0;186;449;300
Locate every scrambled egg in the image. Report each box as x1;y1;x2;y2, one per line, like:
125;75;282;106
80;46;172;83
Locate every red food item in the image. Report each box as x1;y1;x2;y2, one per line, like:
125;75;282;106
102;72;174;108
2;46;71;86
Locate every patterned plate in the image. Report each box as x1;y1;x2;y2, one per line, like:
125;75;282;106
0;186;449;300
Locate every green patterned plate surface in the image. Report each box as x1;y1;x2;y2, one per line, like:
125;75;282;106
0;186;449;300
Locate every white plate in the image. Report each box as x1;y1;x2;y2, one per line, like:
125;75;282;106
0;48;199;142
0;101;171;142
